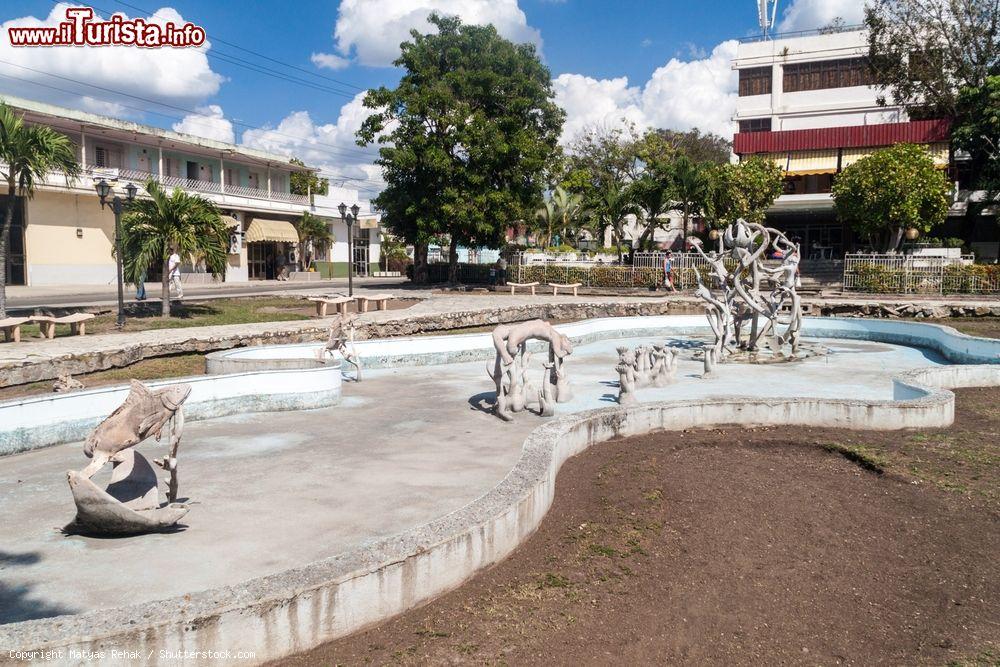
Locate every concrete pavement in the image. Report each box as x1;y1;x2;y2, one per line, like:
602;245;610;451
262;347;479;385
0;334;947;622
4;277;411;311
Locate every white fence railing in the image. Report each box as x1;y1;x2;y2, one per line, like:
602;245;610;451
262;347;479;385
843;253;999;294
59;164;310;205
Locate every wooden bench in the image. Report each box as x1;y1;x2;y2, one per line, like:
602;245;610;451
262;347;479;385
0;317;31;343
549;282;583;297
354;293;394;313
30;313;96;339
308;296;354;317
508;281;539;295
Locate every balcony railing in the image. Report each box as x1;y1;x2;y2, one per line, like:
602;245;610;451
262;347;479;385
89;165;309;205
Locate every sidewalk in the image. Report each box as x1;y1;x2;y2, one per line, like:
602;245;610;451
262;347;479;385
4;276;410;311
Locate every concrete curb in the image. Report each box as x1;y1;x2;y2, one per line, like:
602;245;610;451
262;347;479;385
0;363;342;456
2;363;998;665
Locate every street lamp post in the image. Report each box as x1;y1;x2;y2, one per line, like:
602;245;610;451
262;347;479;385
95;179;137;328
338;202;361;297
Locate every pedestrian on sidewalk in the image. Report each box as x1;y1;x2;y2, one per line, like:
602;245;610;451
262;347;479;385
662;249;677;292
135;270;146;300
168;249;184;299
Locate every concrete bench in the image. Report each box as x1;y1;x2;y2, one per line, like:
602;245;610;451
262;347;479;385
0;317;31;343
32;312;97;339
354;294;394;313
549;282;583;297
308;296;354;317
508;281;539;295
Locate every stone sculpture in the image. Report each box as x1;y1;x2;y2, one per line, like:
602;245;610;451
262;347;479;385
702;346;716;378
691;219;803;362
52;375;84;393
489;320;573;421
650;345;677;387
67;381;191;536
615;362;638;406
539;361;556;417
322;313;362;381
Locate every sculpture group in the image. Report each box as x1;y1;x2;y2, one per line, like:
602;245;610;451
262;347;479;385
67;380;192;536
690;218;803;366
489;320;572;421
615;344;678;405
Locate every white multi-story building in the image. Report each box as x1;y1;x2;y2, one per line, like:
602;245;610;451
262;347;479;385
732;27;952;257
1;95;380;285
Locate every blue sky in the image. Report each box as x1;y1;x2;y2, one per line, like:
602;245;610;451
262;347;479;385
0;0;864;193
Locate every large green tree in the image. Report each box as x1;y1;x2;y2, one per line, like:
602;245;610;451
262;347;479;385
866;0;1000;194
289;157;328;200
297;211;334;269
953;75;1000;196
704;156;785;228
357;13;564;283
0;102;80;318
120;180;229;317
832;143;951;251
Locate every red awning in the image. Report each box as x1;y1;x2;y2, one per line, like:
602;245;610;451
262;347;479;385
734;119;951;155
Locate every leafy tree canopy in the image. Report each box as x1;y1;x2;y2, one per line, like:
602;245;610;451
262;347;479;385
866;0;999;119
832;143;951;251
357;13;564;281
703;156;785;228
953;75;1000;193
289;157;329;198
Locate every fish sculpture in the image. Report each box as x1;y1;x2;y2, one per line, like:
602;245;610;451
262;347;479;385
67;380;192;536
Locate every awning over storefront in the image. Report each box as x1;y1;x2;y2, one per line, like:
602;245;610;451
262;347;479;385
841;143;950;169
764;150;839;176
245;218;299;243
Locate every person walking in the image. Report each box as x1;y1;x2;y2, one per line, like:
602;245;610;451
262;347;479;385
497;255;508;286
168;249;184;299
135;270;147;301
663;250;677;293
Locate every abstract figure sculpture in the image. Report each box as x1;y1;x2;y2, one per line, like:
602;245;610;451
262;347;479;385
66;381;191;536
614;343;677;404
489;320;573;421
322;313;362;381
691;218;803;362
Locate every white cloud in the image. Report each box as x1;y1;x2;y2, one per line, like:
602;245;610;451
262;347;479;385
553;40;739;144
172;105;235;143
240;91;384;189
329;0;542;68
0;3;224;114
311;52;351;71
778;0;866;32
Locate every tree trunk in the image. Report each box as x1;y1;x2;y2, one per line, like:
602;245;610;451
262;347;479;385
0;181;14;319
412;242;429;284
448;236;459;285
682;202;691;251
887;227;905;253
161;257;171;318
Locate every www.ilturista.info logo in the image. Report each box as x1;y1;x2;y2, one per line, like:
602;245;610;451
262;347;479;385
8;6;206;48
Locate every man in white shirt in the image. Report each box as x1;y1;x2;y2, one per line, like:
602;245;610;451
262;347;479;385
168;250;183;299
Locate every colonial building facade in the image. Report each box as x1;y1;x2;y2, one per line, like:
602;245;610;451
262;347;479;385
1;95;380;285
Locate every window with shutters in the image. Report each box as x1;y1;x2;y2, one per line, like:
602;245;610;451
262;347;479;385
783;57;873;92
738;67;772;97
739;118;772;133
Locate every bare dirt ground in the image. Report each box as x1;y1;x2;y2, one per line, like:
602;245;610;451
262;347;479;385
277;387;1000;667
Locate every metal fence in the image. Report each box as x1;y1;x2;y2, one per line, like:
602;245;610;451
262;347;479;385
843;253;1000;294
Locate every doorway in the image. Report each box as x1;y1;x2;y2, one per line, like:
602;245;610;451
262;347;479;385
352;226;369;277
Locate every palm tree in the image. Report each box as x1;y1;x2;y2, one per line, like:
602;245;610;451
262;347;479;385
551;186;586;246
0;102;80;317
120;180;228;317
589;182;640;263
297;211;333;270
535;186;587;249
670;155;710;248
534;198;558;249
